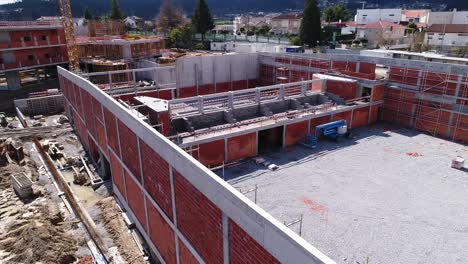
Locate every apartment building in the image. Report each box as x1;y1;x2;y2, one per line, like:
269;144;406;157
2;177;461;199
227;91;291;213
355;9;402;25
271;13;303;35
0;21;68;90
356;20;407;48
427;9;468;26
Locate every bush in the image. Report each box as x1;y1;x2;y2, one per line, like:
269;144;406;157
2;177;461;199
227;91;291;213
195;42;206;50
352;39;360;45
289;36;302;46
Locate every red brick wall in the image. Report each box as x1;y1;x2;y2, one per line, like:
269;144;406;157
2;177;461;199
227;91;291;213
174;170;223;263
198;139;225;167
140;140;173;220
326;80;357;101
229;220;280;264
178;239;199;264
110;151;126;200
147;198;177;264
285;121;309;146
227;133;257;162
125;170;147;231
118;121;141;182
351;107;370;129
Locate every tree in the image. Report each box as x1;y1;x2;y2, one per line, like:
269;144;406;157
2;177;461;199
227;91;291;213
300;0;321;47
84;7;93;20
322;4;351;22
170;25;194;49
156;0;188;34
109;0;125;20
192;0;214;41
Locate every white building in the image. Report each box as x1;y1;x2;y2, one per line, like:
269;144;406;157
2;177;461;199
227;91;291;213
213;24;234;34
233;15;272;33
401;10;430;25
427;10;468;26
356;20;407;48
271;13;303;35
355;9;402;25
425;24;468;47
125;16;142;29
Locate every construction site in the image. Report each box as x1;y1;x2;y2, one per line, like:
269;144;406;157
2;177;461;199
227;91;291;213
0;1;467;264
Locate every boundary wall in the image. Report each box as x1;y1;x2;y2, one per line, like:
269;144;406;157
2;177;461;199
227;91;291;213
58;67;335;264
258;52;468;143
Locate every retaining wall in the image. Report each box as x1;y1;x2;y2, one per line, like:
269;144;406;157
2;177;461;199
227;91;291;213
58;67;335;264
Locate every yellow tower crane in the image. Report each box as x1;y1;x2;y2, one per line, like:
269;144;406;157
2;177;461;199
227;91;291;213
58;0;80;72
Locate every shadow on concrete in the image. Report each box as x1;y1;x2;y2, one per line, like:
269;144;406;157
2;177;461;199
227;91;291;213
217;124;397;184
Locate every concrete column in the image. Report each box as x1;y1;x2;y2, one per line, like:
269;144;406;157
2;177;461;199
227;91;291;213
108;72;113;90
454;75;463;98
223;213;230;264
255;88;261;104
6;70;21;90
322;79;327;93
356;61;361;73
279;84;285;100
416;69;423;88
132;70;137;94
228;92;234;110
198;96;204;114
446;112;455;138
301;81;307;96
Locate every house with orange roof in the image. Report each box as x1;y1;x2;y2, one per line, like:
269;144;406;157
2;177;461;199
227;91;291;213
356;20;407;48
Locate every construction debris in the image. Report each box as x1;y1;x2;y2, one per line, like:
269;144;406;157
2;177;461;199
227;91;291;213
451;156;465;170
0;138;25;166
11;173;33;199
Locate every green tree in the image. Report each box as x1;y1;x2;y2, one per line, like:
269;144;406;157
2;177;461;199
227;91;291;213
300;0;321;47
192;0;214;41
322;4;351;22
170;25;194;49
109;0;125;20
84;7;93;20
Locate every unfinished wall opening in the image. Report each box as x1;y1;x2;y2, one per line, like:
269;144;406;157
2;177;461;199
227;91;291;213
258;126;283;154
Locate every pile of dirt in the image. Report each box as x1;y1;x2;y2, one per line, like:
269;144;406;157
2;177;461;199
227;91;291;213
96;197;146;264
0;204;79;264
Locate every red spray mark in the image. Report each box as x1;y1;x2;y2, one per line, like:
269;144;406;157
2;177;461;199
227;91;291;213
301;196;327;219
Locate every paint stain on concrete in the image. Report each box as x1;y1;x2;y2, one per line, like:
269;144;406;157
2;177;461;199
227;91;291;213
301;196;327;219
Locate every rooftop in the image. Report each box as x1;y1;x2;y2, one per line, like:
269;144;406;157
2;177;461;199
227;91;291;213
219;125;468;263
360;20;406;29
427;24;468;34
272;13;303;20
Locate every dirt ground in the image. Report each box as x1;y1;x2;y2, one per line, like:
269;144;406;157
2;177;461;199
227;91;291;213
95;197;147;264
0;115;147;264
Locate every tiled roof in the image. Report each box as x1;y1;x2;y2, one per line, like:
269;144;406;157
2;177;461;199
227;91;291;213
427;24;468;33
272;13;303;20
361;20;406;29
402;10;428;18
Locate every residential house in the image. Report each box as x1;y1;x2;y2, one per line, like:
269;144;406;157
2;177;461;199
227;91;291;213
425;24;468;47
355;9;402;25
125;16;143;30
271;13;303;35
356;20;407;48
233;15;273;33
213;24;234;35
401;9;430;25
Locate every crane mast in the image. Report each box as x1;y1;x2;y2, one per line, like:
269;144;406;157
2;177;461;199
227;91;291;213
58;0;80;72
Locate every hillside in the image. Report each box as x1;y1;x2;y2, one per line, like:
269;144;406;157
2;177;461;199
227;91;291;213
0;0;465;21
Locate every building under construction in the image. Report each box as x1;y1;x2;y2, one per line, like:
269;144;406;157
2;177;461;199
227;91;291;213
54;50;468;263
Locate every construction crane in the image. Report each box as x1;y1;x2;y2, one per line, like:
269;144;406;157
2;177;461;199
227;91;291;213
58;0;80;72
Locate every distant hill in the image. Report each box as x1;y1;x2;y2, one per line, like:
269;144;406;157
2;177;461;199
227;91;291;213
0;0;466;21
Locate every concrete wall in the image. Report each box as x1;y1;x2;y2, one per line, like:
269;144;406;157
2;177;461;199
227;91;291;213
355;9;402;24
176;53;259;97
58;66;335;264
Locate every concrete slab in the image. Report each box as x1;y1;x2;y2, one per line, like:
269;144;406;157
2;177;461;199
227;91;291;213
219;125;468;264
